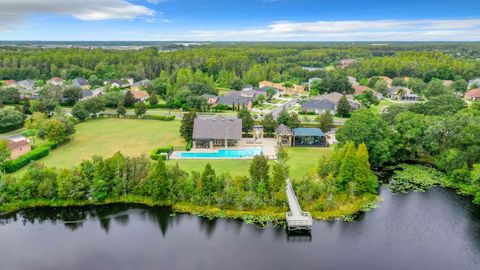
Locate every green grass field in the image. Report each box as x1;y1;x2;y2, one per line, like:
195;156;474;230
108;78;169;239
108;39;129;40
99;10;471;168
38;118;184;169
13;118;333;181
286;147;333;180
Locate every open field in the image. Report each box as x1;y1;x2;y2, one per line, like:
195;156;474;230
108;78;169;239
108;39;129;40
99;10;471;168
37;118;184;169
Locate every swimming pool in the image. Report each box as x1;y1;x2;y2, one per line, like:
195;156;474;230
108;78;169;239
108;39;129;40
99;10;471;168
177;148;263;159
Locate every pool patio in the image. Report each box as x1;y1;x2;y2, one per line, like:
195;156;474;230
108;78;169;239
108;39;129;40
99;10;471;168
171;138;278;160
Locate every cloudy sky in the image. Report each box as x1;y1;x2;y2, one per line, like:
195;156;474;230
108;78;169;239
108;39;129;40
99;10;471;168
0;0;480;41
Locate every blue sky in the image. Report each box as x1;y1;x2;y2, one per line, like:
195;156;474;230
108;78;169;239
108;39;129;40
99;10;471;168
0;0;480;41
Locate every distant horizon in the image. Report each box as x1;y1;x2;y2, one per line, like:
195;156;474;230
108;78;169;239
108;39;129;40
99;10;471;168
1;1;480;41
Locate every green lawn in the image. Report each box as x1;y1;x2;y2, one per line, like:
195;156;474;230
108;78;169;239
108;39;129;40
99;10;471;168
38;118;184;169
167;159;251;178
13;117;333;181
286;147;333;180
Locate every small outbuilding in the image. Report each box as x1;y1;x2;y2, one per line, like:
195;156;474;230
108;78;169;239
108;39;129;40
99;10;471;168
275;124;294;146
292;128;327;147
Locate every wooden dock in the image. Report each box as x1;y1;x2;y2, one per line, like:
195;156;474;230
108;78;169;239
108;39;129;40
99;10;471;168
285;178;313;231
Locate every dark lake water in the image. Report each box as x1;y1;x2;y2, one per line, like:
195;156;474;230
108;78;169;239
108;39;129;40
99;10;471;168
1;187;479;270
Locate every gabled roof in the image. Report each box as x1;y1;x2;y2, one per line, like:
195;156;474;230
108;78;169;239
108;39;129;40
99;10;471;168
193;116;242;140
353;85;373;95
17;79;35;89
217;91;253;106
7;139;29;150
301;99;336;111
72;78;89;86
293;128;325;137
275;124;293;136
131;90;149;100
465;88;480;98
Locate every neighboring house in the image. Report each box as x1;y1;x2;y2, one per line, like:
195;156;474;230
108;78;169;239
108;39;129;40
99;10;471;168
104;79;124;88
386;86;419;101
301;92;360;114
372;76;393;87
216;91;253;109
337;59;356;69
255;86;280;98
301;99;337;114
353;85;383;99
464;88;480;101
347;76;359;86
201;94;219;105
47;77;64;86
81;87;104;101
192;116;242;149
468;78;480;89
2;80;17;87
131;90;150;102
131;79;152;91
72;78;90;90
7;139;31;159
17;79;36;92
258;81;304;94
122;78;135;86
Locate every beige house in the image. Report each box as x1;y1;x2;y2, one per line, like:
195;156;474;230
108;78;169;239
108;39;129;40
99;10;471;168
258;81;304;94
7;139;31;159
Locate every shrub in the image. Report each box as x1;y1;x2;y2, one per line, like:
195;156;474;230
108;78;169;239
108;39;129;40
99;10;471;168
185;140;192;151
4;145;51;173
150;145;173;160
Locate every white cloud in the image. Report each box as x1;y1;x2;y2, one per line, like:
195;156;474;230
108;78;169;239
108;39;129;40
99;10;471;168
176;19;480;41
0;0;155;31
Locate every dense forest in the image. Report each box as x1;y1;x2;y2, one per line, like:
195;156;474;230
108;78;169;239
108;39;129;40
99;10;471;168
2;43;480;85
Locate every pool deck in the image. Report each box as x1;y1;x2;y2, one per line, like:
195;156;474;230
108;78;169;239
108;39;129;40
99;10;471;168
170;138;277;160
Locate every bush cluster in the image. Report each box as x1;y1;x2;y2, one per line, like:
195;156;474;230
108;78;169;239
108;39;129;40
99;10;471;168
150;146;173;160
4;144;52;173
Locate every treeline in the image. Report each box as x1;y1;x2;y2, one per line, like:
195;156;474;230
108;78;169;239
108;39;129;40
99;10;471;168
337;95;480;204
0;145;379;217
0;153;287;212
349;51;480;82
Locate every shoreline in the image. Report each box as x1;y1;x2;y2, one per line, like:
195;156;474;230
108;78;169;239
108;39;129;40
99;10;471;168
0;194;381;225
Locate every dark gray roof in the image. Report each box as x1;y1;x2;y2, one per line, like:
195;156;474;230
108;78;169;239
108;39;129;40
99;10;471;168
82;90;93;98
275;124;293;136
217;92;252;106
301;99;336;111
133;79;152;87
73;78;89;86
256;86;280;93
193;116;242;140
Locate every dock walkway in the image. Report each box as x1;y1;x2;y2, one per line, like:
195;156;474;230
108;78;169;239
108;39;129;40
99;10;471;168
285;178;313;231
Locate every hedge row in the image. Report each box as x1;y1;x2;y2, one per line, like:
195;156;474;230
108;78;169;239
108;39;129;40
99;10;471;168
150;145;174;160
98;114;176;121
4;144;52;173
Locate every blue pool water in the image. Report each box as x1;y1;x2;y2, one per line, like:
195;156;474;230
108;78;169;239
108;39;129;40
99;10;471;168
178;148;263;159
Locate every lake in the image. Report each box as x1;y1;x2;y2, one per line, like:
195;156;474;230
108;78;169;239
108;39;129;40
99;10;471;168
0;187;479;270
